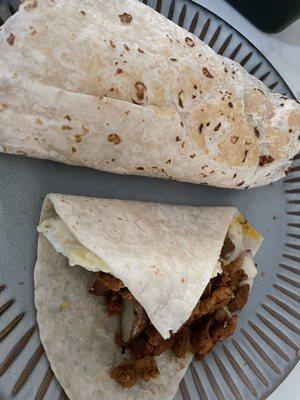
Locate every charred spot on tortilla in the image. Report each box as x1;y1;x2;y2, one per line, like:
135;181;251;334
259;155;275;167
254;127;260;138
64;114;71;121
62;125;72;131
138;48;144;53
107;134;121;145
80;10;86;15
203;67;214;78
175;136;181;142
116;68;123;75
135;82;147;101
170;58;178;62
110;40;116;48
131;98;142;106
237;181;244;187
7;33;15;46
136;167;144;171
71;146;77;153
185;37;195;47
231;135;239;144
178;91;184;108
214;123;222;132
228;102;233;108
242;150;248;163
119;12;132;24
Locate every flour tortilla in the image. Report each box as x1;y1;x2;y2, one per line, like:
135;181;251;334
34;194;261;400
35;234;193;400
0;0;299;188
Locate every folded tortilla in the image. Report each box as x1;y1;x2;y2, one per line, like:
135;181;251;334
34;194;262;399
0;0;299;189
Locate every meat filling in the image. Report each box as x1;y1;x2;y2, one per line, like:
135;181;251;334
90;235;253;387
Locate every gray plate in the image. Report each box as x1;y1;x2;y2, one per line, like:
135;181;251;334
0;0;299;399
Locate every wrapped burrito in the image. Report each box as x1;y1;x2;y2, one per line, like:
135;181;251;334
35;194;262;399
0;0;299;189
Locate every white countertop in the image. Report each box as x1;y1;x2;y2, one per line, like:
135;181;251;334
195;1;300;398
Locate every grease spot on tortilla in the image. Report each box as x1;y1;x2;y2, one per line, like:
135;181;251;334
59;297;70;310
82;126;89;135
0;103;8;111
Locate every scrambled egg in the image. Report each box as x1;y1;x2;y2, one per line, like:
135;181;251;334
38;217;111;273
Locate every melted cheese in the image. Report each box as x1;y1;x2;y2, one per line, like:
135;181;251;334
236;215;261;241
